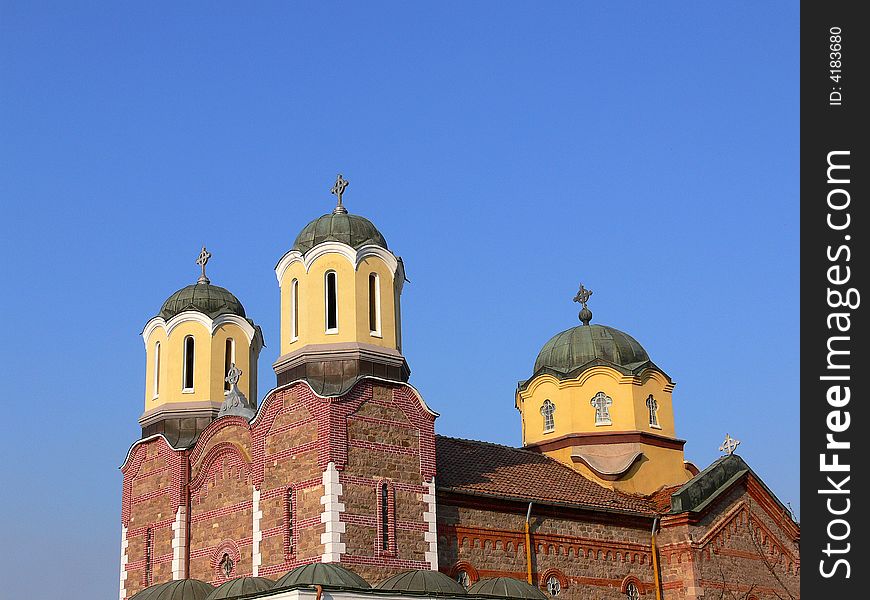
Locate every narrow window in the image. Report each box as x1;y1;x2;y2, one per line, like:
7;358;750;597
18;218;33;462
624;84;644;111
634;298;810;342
284;487;294;557
541;400;556;433
368;273;381;335
291;279;299;341
625;582;640;600
591;391;612;426
325;271;338;332
219;553;234;579
380;482;390;551
224;338;235;391
456;570;470;589
144;528;153;586
183;336;195;391
646;394;660;428
153;342;160;398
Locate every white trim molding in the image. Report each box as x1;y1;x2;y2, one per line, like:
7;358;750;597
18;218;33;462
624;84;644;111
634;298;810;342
252;487;263;576
142;311;262;348
171;506;187;580
275;242;400;286
423;477;439;570
320;462;346;562
119;525;129;600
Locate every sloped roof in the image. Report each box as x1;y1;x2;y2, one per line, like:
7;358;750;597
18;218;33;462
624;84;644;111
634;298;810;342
435;436;657;516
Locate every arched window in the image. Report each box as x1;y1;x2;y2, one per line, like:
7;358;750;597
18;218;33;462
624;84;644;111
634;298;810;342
646;394;660;428
325;271;338;332
546;575;561;597
455;570;470;589
224;338;235;391
591;391;613;425
218;553;234;579
381;482;390;550
625;582;640;599
368;273;381;335
183;336;195;391
541;400;556;432
290;278;299;341
153;342;160;398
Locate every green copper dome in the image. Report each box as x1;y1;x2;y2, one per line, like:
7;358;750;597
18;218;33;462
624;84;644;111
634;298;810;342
532;324;653;378
467;577;547;600
204;577;274;600
375;570;467;595
159;283;246;320
292;212;388;254
130;579;214;600
273;563;371;590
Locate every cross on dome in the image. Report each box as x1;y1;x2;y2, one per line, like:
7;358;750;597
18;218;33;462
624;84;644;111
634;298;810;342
573;283;593;325
331;173;349;214
195;246;212;284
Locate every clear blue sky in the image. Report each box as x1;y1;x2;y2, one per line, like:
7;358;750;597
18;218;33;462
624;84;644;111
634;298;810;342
0;3;798;598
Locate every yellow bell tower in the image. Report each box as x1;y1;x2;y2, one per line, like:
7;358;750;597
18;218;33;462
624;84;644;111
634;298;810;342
272;175;409;395
516;284;695;494
140;247;264;445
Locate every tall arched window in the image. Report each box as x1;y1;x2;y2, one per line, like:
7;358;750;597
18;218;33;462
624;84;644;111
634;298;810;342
284;487;294;558
291;278;299;341
153;342;161;398
591;391;613;425
368;273;381;335
325;271;338;333
183;336;195;391
224;338;235;391
646;394;660;428
541;400;556;432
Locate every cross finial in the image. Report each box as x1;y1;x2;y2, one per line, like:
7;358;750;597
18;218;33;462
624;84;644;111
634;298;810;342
225;363;242;387
573;283;593;325
331;174;349;214
719;433;741;455
195;246;212;284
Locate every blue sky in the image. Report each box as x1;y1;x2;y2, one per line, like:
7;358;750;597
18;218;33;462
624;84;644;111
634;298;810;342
0;2;798;598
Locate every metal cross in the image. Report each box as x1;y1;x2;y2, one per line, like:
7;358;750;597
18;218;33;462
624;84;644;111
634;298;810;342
225;363;242;387
331;173;349;214
196;246;212;284
573;283;593;308
719;433;741;455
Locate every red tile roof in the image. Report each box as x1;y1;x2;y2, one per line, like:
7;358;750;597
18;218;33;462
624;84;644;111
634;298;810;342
435;435;661;516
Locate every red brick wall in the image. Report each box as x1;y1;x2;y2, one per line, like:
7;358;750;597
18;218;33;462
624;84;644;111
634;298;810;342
437;496;656;600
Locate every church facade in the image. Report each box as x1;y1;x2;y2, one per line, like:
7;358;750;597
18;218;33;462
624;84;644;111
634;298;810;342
119;178;800;600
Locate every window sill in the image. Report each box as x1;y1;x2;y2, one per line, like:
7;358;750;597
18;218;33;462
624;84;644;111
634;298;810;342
594;422;612;427
543;429;555;435
325;329;339;335
650;424;662;430
290;337;299;344
182;388;195;394
369;332;383;339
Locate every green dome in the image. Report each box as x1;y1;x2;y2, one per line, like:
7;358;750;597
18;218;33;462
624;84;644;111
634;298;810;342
467;577;547;600
130;579;214;600
204;577;274;600
159;283;246;320
375;570;467;595
532;324;652;378
273;562;371;590
292;212;388;254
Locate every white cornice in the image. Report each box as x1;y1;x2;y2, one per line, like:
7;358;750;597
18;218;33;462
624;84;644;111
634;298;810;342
274;242;400;286
142;311;260;346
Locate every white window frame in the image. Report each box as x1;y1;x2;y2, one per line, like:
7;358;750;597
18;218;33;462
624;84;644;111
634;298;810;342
541;399;556;433
369;272;382;337
324;270;339;334
152;341;160;399
290;278;299;342
646;394;661;429
182;335;195;393
591;391;613;426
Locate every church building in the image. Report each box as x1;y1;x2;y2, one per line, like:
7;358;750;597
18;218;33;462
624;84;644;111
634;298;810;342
119;177;800;600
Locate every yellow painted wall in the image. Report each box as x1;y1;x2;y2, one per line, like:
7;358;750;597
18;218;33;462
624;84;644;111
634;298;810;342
144;320;257;411
279;252;400;355
517;366;690;494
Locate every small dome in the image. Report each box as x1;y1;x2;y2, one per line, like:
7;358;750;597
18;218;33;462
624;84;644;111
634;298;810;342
159;283;246;320
273;562;371;590
375;570;467;595
292;212;388;254
532;324;653;378
205;577;274;600
467;577;547;600
130;579;214;600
